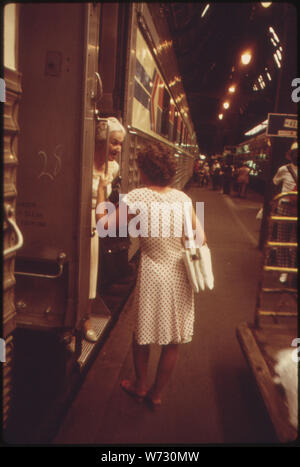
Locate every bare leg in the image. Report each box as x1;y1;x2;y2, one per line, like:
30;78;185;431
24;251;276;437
132;337;150;394
148;343;179;403
120;336;149;398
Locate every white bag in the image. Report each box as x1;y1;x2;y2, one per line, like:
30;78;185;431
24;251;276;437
198;244;214;290
256;206;263;220
182;208;214;292
182;243;204;293
182;242;214;292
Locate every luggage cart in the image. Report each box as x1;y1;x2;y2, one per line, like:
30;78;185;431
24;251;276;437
237;191;298;443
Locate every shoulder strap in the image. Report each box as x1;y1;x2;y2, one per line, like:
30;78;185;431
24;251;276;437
286;164;298;184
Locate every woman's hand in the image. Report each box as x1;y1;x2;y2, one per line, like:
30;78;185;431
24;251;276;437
98;173;111;188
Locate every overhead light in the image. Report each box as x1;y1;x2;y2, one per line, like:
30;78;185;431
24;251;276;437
241;51;252;65
258;75;266;89
273;52;281;68
266;72;272;81
245;119;268;136
201;4;210;18
223;101;230;109
228;85;236;93
269;26;280;43
218;114;224;120
261;2;272;8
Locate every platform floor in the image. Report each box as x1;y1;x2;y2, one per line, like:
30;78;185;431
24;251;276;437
52;182;294;446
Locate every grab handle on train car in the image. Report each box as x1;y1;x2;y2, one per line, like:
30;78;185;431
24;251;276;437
93;72;103;120
15;252;67;279
3;203;24;258
95;117;110;175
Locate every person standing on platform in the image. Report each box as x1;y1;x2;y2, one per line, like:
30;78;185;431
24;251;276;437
272;141;298;284
203;162;210;186
222;162;233;195
84;117;126;342
198;162;205;187
96;142;207;410
211;160;221;190
193;159;200;183
236;163;250;198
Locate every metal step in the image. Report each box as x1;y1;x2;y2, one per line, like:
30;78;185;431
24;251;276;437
77;315;111;369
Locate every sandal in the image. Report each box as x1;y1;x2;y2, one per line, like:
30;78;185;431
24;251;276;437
120;380;146;403
144;393;162;411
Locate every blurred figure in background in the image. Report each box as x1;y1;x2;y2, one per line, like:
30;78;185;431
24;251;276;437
193;159;200;183
272;141;298;284
236;163;250;198
198;162;205;187
211;160;222;191
222;161;233;195
203;162;210;187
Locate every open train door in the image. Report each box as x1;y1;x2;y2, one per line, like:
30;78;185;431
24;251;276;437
3;3;102;441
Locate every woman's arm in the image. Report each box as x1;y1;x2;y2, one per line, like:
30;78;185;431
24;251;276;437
95;175;118;227
96;176;132;232
192;206;207;246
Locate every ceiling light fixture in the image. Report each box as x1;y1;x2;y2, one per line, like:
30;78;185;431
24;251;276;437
223;101;230;109
201;4;210;18
273;52;281;68
261;2;272;8
241;51;252;65
218;114;223;120
269;26;280;43
228;85;236;93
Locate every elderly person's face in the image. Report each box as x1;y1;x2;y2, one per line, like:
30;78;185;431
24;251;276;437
108;131;125;161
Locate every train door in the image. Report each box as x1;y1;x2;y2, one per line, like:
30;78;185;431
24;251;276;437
3;4;22;430
15;2;100;333
3;3;101;439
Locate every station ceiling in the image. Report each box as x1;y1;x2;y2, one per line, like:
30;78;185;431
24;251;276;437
163;2;297;155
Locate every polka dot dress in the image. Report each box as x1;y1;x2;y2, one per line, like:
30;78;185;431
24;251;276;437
124;187;194;345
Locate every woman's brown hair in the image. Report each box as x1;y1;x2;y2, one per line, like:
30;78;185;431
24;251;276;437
137;142;177;186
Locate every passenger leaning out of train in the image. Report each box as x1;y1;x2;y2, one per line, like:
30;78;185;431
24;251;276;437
84;117;126;342
96;142;207;410
272;140;298;284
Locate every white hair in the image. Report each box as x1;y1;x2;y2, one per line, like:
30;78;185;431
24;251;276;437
290;141;297;151
96;117;126;141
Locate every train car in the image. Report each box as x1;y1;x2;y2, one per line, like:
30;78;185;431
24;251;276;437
2;3;198;437
235;131;272;194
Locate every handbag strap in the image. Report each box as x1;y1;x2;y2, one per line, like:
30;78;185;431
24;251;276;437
286;164;298;184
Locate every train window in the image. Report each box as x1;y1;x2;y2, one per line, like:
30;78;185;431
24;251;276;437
173;111;178;143
161;86;170;139
181;126;186;148
184;130;188;148
179;119;183;146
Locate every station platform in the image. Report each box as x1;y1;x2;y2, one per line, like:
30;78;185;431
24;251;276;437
52;182;287;445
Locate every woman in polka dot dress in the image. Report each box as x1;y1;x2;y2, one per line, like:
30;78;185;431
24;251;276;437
96;142;206;410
